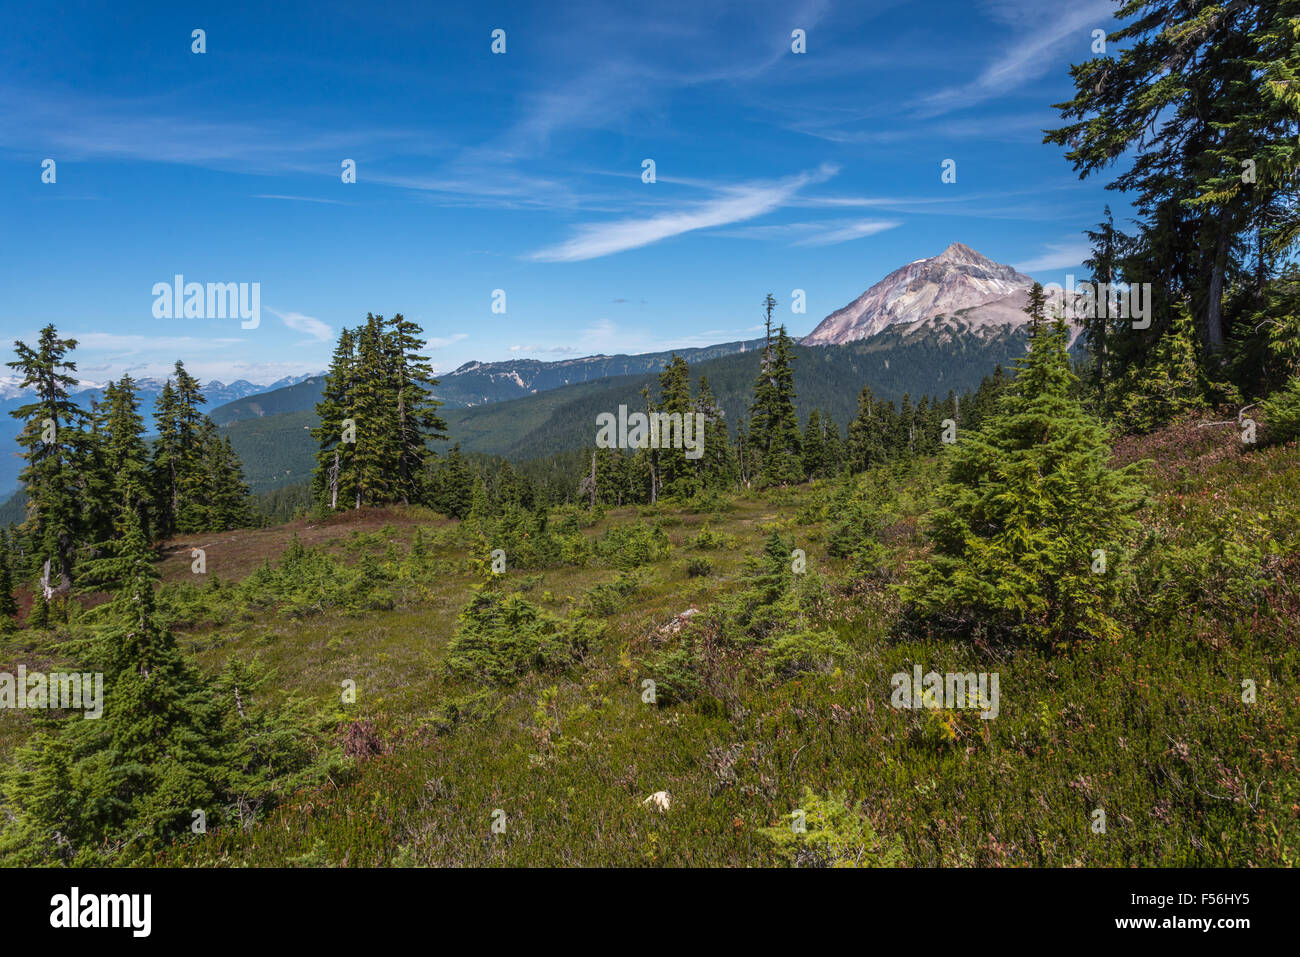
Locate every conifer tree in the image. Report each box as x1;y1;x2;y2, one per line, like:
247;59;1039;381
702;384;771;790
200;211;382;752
749;309;802;487
655;355;699;499
350;315;399;508
100;376;151;530
1113;307;1212;434
1046;0;1286;359
0;529;17;631
152;361;208;536
901;315;1146;643
1082;206;1132;406
385;313;448;504
28;589;48;630
820;411;845;474
802;410;826;479
312;327;359;510
847;386;888;473
1023;281;1047;330
1;508;228;863
431;444;475;519
693;375;735;491
7;325;91;588
589;447;624;506
202;432;253;530
894;393;915;458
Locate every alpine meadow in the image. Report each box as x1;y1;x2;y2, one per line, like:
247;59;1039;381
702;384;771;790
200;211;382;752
0;0;1296;936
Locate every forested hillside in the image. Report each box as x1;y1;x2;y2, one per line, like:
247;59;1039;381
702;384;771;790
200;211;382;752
214;318;1034;495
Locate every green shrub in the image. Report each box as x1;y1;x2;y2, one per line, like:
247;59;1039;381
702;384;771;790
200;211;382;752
901;320;1146;643
759;788;903;868
581;572;641;616
765;628;846;680
1260;377;1300;444
444;592;603;687
595;523;670;570
638;645;703;706
686;557;712;578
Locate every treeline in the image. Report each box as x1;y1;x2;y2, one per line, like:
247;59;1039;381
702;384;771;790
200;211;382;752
310;313;611;519
304;305;1016;521
570;297;1010;505
0;325;251;627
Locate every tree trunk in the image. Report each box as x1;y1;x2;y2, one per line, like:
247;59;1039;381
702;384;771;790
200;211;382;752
1204;222;1228;355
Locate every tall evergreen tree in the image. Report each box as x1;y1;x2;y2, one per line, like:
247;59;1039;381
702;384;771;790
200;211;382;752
0;529;17;630
99;376;151;531
847;385;889;473
694;375;735;491
7;325;91;588
1045;0;1288;359
1082;206;1133;406
430;443;475;519
151;362;207;536
654;355;700;500
385;313;449;505
312;327;359;510
802;409;826;480
1;508;229;863
750;312;802;487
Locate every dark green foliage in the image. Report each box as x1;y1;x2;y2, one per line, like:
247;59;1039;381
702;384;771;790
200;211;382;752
444;591;602;686
0;510;332;865
902;317;1146;642
749;298;803;487
428;444;475;519
685;556;712;578
312;314;449;511
1260;376;1300;445
7;325;93;586
594;522;670;571
581;571;641;617
1112;308;1218;434
0;529;16;628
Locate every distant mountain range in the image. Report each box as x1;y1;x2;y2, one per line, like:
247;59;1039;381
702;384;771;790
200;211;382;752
1;243;1055;505
209;341;766;427
207;319;1040;494
195;242;1058;493
0;374;320;498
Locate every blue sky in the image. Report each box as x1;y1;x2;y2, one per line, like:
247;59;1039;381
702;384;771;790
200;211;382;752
0;0;1127;385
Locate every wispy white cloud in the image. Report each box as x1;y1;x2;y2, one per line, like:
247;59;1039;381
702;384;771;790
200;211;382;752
718;217;901;246
795;219;902;246
254;194;349;205
918;0;1113;116
268;308;334;343
529;165;838;262
426;334;469;349
1013;240;1092;273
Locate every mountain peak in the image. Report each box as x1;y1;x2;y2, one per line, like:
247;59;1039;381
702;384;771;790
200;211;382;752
936;241;987;263
801;243;1036;346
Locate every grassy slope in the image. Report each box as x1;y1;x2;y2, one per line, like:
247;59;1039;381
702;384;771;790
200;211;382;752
3;421;1296;867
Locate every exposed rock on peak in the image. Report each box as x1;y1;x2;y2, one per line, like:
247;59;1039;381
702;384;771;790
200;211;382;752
801;243;1036;345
